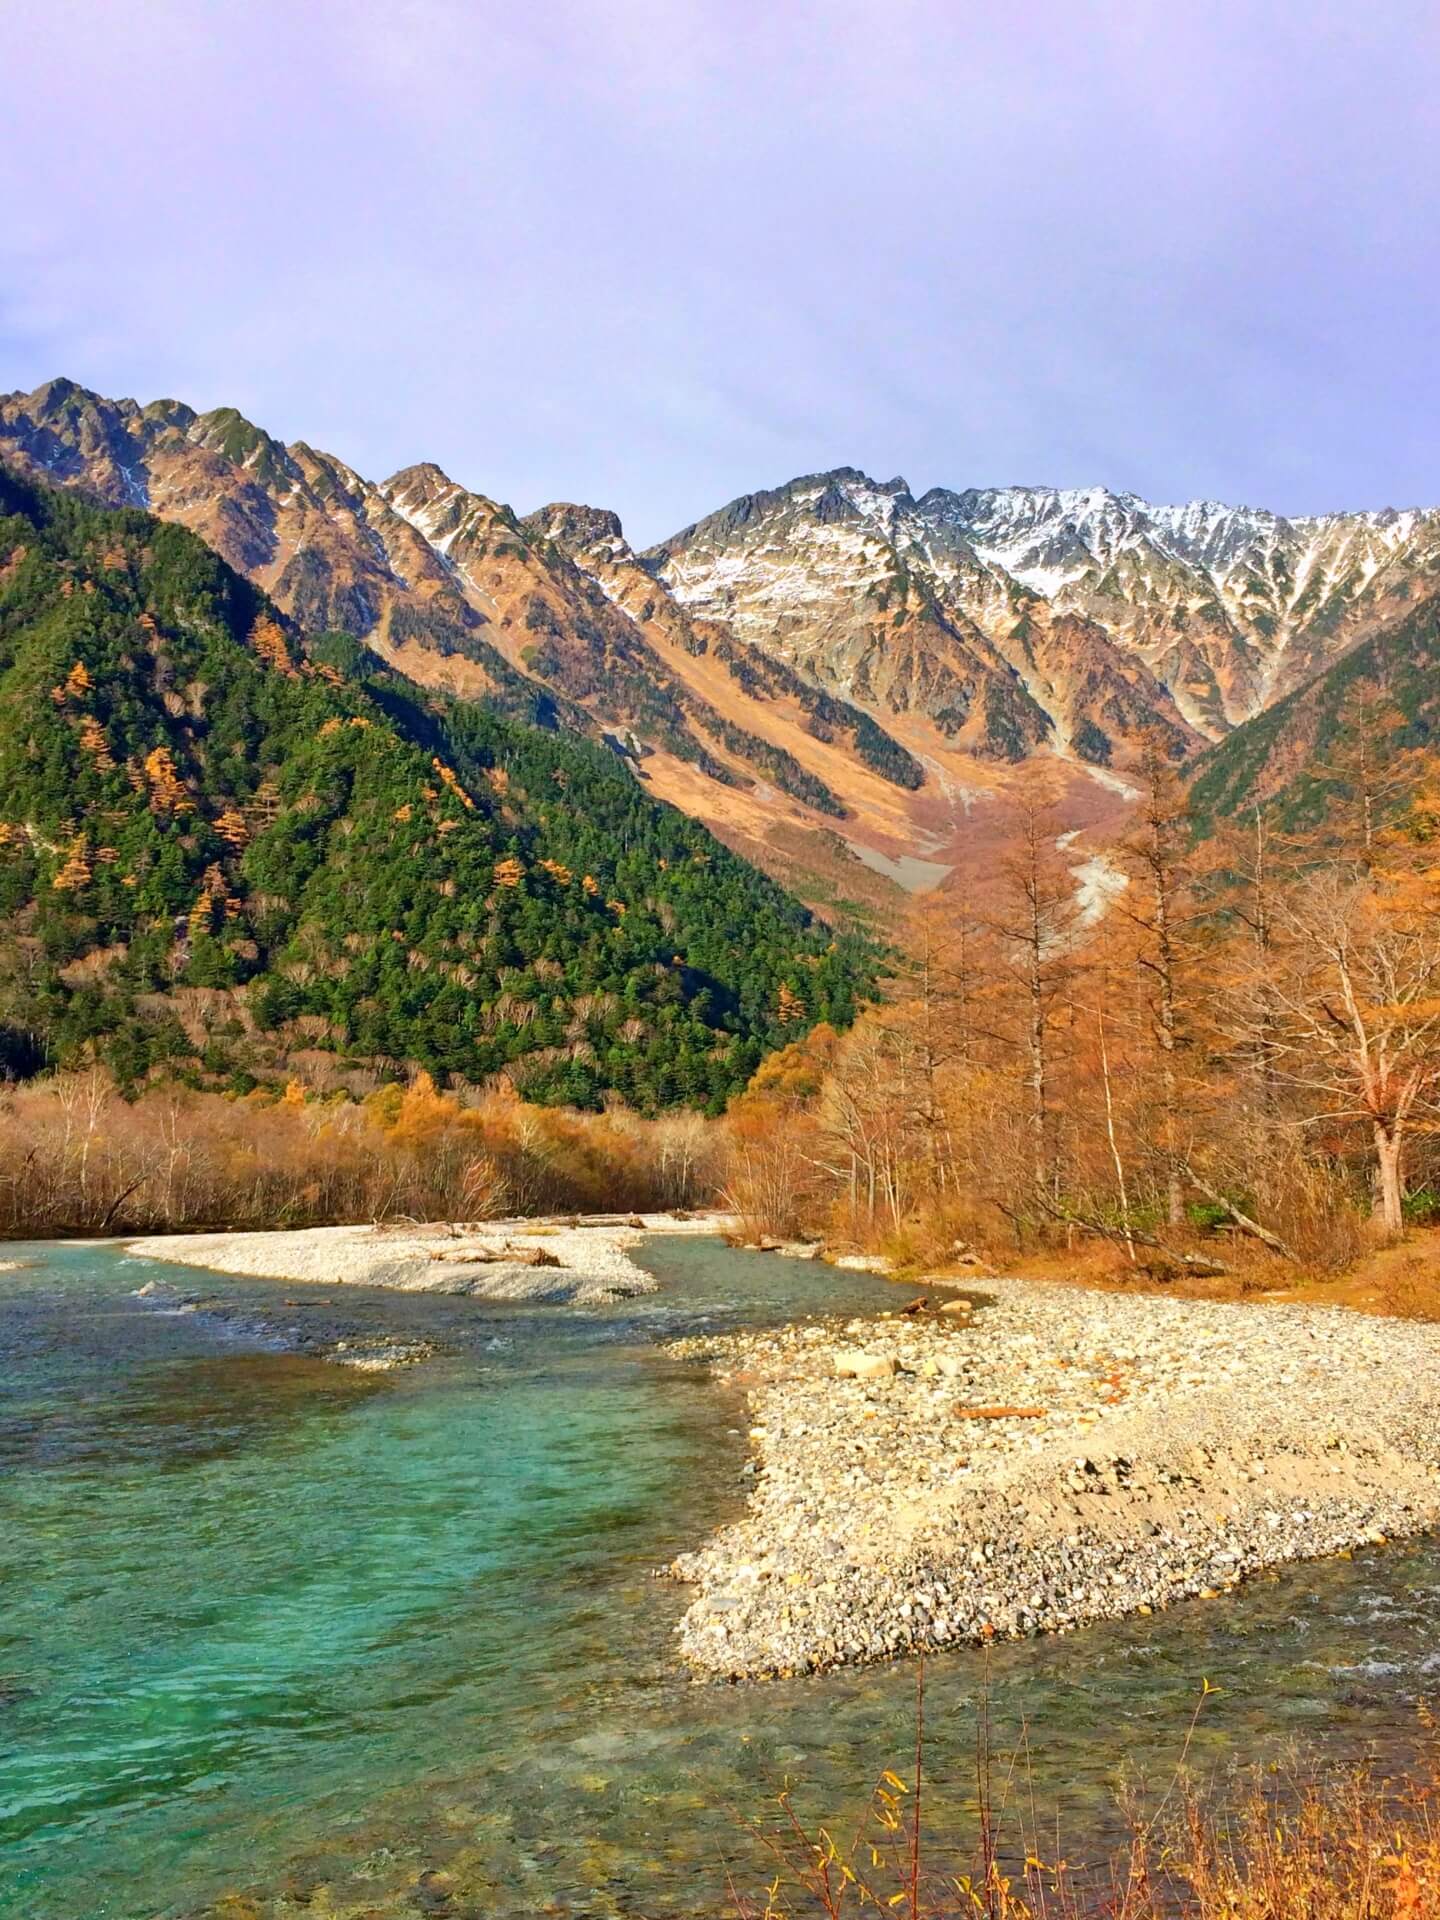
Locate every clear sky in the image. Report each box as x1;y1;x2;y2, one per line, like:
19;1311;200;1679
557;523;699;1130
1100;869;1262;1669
6;0;1438;545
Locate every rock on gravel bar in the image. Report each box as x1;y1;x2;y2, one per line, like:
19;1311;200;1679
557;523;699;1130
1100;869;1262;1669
664;1277;1440;1680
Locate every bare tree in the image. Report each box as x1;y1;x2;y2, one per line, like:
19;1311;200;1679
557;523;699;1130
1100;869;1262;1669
1260;866;1440;1233
981;791;1080;1201
1117;740;1202;1227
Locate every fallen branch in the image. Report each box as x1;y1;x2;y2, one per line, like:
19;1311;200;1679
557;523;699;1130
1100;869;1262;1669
1027;1190;1163;1251
1184;1167;1299;1263
954;1405;1047;1420
98;1170;153;1231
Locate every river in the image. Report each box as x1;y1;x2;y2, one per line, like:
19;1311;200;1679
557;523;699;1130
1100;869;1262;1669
2;1235;1438;1917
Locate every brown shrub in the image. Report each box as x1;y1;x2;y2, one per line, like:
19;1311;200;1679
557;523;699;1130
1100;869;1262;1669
0;1069;725;1238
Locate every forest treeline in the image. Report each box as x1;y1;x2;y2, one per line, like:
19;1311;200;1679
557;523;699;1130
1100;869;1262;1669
727;723;1440;1270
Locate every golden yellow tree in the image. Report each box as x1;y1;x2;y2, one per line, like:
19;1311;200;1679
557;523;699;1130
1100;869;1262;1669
51;660;93;704
981;787;1081;1202
1115;738;1204;1226
432;759;475;809
53;836;92;892
143;746;192;814
250;615;297;677
78;715;114;770
776;981;806;1025
215;808;249;850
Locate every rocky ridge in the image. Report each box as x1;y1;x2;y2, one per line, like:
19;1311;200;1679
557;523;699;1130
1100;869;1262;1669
650;472;1440;743
0;382;941;907
649;470;1202;762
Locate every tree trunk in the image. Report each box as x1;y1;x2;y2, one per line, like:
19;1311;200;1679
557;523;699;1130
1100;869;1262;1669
1374;1123;1405;1235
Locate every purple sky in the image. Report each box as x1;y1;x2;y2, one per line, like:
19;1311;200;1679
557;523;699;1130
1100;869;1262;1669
6;0;1439;545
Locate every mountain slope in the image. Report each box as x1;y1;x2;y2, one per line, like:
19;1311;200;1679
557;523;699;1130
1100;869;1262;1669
918;484;1440;732
647;468;1200;767
1186;592;1440;835
0;381;945;914
0;467;875;1105
0;377;564;719
649;474;1440;747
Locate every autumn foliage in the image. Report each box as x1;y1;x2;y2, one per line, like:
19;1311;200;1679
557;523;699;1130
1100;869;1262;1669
0;1067;723;1238
725;735;1440;1269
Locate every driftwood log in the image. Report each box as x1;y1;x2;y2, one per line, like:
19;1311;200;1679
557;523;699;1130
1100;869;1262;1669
426;1243;562;1269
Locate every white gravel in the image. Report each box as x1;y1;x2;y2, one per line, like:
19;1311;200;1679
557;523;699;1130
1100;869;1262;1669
126;1213;727;1306
665;1276;1440;1679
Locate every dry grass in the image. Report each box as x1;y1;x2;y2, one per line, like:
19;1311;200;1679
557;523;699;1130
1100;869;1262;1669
1373;1250;1440;1323
730;1675;1440;1919
909;1223;1440;1326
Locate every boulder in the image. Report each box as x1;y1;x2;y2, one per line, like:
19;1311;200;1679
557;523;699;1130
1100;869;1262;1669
834;1351;899;1380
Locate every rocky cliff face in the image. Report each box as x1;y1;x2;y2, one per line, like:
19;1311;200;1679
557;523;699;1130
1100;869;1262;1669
910;483;1440;733
647;469;1201;765
647;469;1440;749
0;378;548;715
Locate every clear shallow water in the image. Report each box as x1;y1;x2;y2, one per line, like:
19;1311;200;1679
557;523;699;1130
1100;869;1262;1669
2;1237;1439;1919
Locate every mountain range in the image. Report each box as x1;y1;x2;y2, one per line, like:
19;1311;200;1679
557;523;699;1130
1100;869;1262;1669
4;377;1437;911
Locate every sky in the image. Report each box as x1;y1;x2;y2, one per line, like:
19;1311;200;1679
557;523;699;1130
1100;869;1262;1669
5;0;1439;546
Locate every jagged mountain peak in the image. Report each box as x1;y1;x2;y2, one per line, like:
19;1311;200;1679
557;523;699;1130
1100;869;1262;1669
139;396;197;432
524;501;627;555
651;466;915;558
186;406;301;490
12;374;119;421
383;458;461;500
932;484;1166;584
381;462;522;564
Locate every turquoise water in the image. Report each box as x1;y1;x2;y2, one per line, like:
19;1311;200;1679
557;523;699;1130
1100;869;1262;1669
3;1237;1439;1919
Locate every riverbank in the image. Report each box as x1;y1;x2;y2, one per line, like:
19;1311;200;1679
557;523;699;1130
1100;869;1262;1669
126;1212;728;1306
666;1275;1440;1679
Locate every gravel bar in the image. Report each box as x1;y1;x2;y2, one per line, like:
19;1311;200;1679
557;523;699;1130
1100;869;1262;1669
125;1213;726;1306
664;1276;1440;1680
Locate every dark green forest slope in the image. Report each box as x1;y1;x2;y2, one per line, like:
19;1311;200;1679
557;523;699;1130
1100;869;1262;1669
0;470;876;1108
